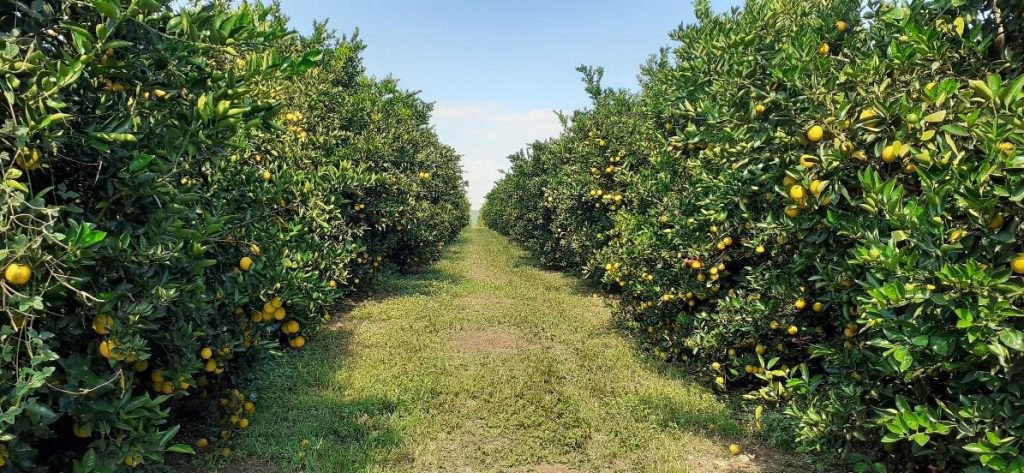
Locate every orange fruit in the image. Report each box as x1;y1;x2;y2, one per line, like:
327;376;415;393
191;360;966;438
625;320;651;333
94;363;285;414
92;314;114;334
1012;254;1024;274
789;185;805;201
805;125;824;142
4;263;31;286
98;339;116;359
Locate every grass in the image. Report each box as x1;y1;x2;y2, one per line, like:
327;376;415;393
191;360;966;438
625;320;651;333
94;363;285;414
207;227;815;472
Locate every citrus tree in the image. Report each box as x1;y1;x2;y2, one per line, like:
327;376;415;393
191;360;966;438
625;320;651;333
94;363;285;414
483;0;1023;470
0;1;467;471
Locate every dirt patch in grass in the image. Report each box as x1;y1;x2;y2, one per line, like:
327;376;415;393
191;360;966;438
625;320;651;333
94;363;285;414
726;444;823;473
450;327;526;354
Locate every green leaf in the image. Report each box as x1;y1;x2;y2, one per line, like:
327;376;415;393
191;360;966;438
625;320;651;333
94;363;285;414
969;80;995;102
165;444;195;454
93;0;122;19
923;110;947;123
998;329;1023;351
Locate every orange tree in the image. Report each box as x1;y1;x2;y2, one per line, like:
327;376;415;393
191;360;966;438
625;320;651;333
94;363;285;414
483;0;1023;470
0;1;467;471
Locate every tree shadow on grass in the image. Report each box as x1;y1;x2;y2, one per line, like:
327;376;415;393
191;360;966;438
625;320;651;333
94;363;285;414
368;237;468;300
183;238;472;473
208;325;407;473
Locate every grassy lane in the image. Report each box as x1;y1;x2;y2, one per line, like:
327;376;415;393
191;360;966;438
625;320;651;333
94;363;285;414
219;227;804;472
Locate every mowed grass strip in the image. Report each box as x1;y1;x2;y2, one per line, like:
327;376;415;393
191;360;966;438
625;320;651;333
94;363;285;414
216;227;803;472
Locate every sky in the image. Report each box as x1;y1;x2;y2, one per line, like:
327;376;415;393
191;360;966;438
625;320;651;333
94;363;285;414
282;0;741;208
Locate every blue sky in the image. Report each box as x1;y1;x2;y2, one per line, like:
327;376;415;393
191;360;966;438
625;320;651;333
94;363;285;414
282;0;741;208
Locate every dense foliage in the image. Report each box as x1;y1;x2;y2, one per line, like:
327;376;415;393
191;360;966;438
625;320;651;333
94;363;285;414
0;1;467;471
483;0;1023;470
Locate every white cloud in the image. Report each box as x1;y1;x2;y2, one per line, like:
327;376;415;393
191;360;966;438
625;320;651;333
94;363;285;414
432;102;564;209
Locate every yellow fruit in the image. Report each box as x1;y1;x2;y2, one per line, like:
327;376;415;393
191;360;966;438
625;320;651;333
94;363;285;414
787;325;799;335
290;336;306;348
244;401;256;414
808;180;822;197
328;279;337;289
744;364;754;374
904;163;917;174
812;302;824;312
711;362;722;371
715;376;725;385
161;381;174;394
283;320;300;334
239;256;253;271
798;154;817;168
755;104;766;114
794;298;806;310
200;347;213;360
98;339;116;359
997;142;1014;155
222;448;232;457
729;443;742;455
239;418;250;429
755;344;766;355
4;263;31;286
806;125;824;142
250;311;262;322
271;297;283;308
755;245;765;254
92;314;114;335
133;360;149;372
784;205;801;218
150;369;165;383
817;43;830;56
261;170;272;181
16;147;42;170
881;145;897;163
838;141;855;157
1012;254;1024;274
988;214;1004;230
789;185;805;201
274;308;286;320
300;439;311;448
197;438;209;448
205;359;217;372
836;20;848;32
727;348;736;357
858;108;878;121
123;455;141;467
73;423;92;438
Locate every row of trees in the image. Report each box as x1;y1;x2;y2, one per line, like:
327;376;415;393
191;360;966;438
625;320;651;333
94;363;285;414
483;0;1022;470
1;1;467;471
